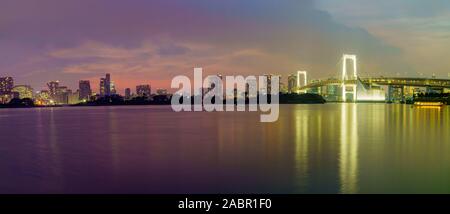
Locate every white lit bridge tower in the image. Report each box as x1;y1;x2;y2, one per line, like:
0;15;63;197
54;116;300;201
341;54;358;102
297;71;307;94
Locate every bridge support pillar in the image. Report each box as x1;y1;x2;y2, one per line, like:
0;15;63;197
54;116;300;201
297;71;307;94
342;84;357;102
341;55;358;102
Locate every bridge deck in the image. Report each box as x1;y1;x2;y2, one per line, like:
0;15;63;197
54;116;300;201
299;77;450;90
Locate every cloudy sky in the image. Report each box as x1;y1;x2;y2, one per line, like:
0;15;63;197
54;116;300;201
1;0;449;93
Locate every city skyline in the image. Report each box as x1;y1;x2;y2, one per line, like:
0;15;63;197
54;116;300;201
1;52;450;105
1;0;450;93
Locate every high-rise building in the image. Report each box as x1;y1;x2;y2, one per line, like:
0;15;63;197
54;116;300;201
124;88;131;99
99;78;106;96
110;81;117;95
136;84;151;97
55;86;69;104
0;77;14;95
47;81;60;97
99;73;111;96
68;90;80;104
105;73;111;96
79;80;91;101
11;85;33;99
288;74;297;93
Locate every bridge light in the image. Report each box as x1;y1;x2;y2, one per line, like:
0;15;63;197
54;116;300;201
297;71;307;93
342;54;358;102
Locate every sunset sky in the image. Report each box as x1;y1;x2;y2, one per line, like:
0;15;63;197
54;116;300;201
1;0;450;93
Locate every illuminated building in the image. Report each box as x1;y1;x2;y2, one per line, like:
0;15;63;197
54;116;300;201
47;81;59;97
68;90;81;104
136;84;151;97
110;81;117;95
99;78;106;96
287;74;297;93
35;90;52;105
321;84;340;102
11;85;33;99
156;88;167;95
387;86;404;103
0;77;14;104
297;71;307;93
99;73;111;96
0;94;13;104
0;77;14;95
54;86;69;104
79;80;91;101
280;82;287;93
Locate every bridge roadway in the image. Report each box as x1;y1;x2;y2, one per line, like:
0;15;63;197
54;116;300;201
298;77;450;90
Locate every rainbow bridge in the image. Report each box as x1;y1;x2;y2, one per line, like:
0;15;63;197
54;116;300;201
294;55;450;102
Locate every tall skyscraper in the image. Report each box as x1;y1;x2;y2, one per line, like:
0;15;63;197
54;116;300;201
0;77;14;95
55;86;69;104
288;74;297;93
99;73;111;96
79;80;91;101
99;78;106;96
105;73;111;96
124;88;131;99
110;81;117;95
136;84;151;97
47;81;60;97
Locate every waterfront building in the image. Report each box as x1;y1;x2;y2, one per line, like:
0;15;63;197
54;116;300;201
105;73;111;96
79;80;91;101
68;90;81;104
280;82;287;94
35;90;52;105
11;85;33;99
156;88;167;95
110;81;117;95
125;88;131;99
99;73;111;96
99;78;106;96
287;74;297;93
47;81;59;97
54;86;69;104
136;84;151;97
0;77;14;95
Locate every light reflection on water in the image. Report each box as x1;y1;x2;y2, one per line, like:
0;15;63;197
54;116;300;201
0;104;449;193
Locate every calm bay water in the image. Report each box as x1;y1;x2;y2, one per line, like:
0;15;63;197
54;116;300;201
0;104;449;194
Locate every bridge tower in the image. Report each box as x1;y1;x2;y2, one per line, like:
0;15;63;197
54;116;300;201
341;54;358;102
297;71;307;93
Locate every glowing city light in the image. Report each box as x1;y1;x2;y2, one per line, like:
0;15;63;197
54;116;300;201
342;54;358;102
297;71;307;94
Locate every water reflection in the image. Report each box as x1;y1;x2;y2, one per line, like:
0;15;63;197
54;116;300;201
293;109;309;192
339;104;359;194
0;105;449;193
